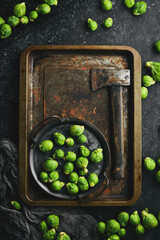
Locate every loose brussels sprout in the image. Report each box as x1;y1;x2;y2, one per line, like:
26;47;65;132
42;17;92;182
43;229;56;240
29;11;38;22
20;16;29;24
101;0;112;11
69;172;79;183
53;149;64;159
0;17;5;25
39;140;53;152
44;0;58;6
49;171;59;182
43;158;58;172
142;75;155;87
54;133;66;145
51;180;65;191
78;176;89;191
106;219;120;234
66;137;74;146
135;223;145;235
70;125;84;137
47;214;59;229
117;212;129;227
157;212;160;222
144;157;156;171
90;148;103;163
64;151;76;162
7;16;19;27
146;61;160;81
80;146;90;157
77;134;87;143
88;173;99;187
157;158;160;167
155;41;160;53
0;24;11;38
108;234;120;240
103;18;113;28
13;3;26;18
56;232;71;240
66;182;79;195
87;18;98;31
133;1;147;15
40;171;49;182
63;162;74;174
36;4;51;15
76;157;89;169
39;220;48;233
141;87;148;99
79;168;88;176
118;228;126;237
130;211;140;226
124;0;135;8
11;201;21;210
142;209;158;230
155;170;160;183
97;222;106;234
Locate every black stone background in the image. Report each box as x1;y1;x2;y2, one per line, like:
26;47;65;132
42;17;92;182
0;0;160;239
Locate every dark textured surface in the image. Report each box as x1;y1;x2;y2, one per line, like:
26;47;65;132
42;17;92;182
0;0;160;239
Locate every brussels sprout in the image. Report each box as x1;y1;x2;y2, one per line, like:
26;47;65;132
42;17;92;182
80;146;90;157
66;182;79;195
11;201;21;210
51;180;65;191
0;17;5;25
43;158;58;172
146;61;160;81
36;4;51;15
88;173;99;187
63;162;74;174
87;18;98;31
141;209;158;230
49;171;59;182
39;140;53;152
47;214;59;229
78;176;89;191
43;229;56;240
141;87;148;99
76;157;89;169
20;16;29;24
117;212;129;227
97;222;106;234
64;151;76;162
158;212;160;222
0;24;11;38
108;234;120;240
135;224;145;235
69;172;79;183
106;219;120;234
29;11;38;22
103;18;113;28
70;125;84;137
155;170;160;183
90;148;103;163
130;211;140;226
66;137;74;146
155;41;160;53
40;171;49;182
77;134;87;143
39;220;48;233
53;149;64;159
101;0;112;11
56;232;71;240
13;3;26;18
124;0;135;8
79;168;88;176
44;0;58;6
7;16;19;27
157;158;160;167
142;75;155;87
118;228;126;237
54;132;66;145
143;157;156;171
133;1;147;15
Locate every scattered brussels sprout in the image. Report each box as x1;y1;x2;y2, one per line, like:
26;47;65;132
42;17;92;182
53;149;64;159
39;220;48;233
88;173;99;187
101;0;113;11
43;229;56;240
47;214;59;229
142;209;158;230
78;176;89;191
51;180;65;191
88;18;98;31
66;182;79;194
36;4;51;15
39;140;53;152
155;40;160;53
130;211;140;226
146;61;160;81
157;158;160;167
103;18;113;28
20;16;29;24
63;162;74;174
70;125;84;137
0;24;11;38
66;137;74;146
13;2;26;18
0;17;5;25
40;171;49;182
90;148;103;163
56;232;71;240
118;228;126;237
108;234;120;240
143;157;156;171
11;201;21;210
76;157;89;169
79;168;88;176
43;158;58;172
124;0;135;8
44;0;58;6
49;171;59;182
77;134;87;143
141;87;148;99
117;212;129;227
142;75;155;87
69;172;79;183
97;222;106;234
54;132;66;145
157;212;160;222
133;1;147;15
64;151;76;162
155;170;160;183
29;11;38;22
7;16;19;27
106;219;120;234
135;223;145;235
80;146;90;157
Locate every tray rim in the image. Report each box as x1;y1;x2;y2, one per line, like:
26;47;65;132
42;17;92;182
19;45;142;206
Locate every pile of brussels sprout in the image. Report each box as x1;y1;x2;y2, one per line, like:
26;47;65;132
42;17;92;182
39;125;103;195
97;208;160;239
143;157;160;183
39;214;71;240
0;0;58;39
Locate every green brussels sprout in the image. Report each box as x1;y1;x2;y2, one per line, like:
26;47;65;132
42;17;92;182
141;209;158;230
40;171;49;182
133;1;147;15
43;229;56;240
66;137;74;146
39;140;53;152
157;158;160;167
142;75;155;87
146;61;160;81
64;151;76;162
78;176;89;191
97;222;106;234
118;228;126;237
53;149;64;159
141;87;148;99
43;158;58;172
157;212;160;222
20;16;29;24
76;157;89;169
77;134;87;143
106;219;120;234
44;0;58;6
66;182;79;195
87;18;98;31
39;220;48;233
70;125;84;137
144;157;156;171
0;17;5;25
13;3;26;18
124;0;135;8
103;18;113;28
69;172;79;183
29;11;38;22
36;4;51;15
49;171;59;182
11;201;21;210
117;212;129;227
87;173;99;187
80;146;90;157
79;168;88;176
7;16;19;27
0;24;11;38
155;40;160;53
101;0;112;11
47;214;59;229
63;162;74;174
155;170;160;183
90;148;103;163
56;232;71;240
54;132;66;145
130;211;140;226
135;224;145;235
51;180;65;191
108;234;120;240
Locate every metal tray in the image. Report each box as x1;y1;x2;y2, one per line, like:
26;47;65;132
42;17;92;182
19;45;142;206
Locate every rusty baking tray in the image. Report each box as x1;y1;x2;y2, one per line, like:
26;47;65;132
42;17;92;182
19;45;142;206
